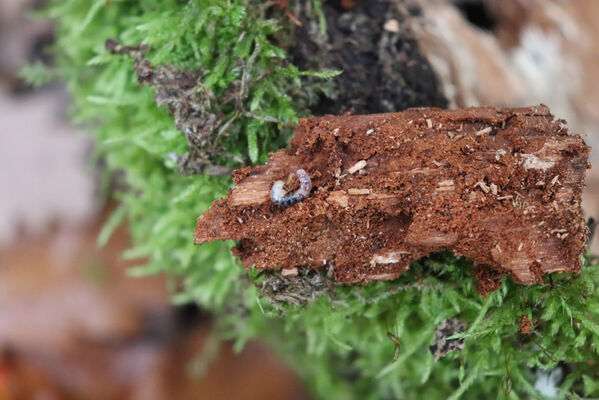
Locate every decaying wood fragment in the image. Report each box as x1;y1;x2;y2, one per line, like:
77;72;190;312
195;106;590;286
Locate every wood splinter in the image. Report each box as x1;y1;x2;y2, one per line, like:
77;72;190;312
195;106;590;290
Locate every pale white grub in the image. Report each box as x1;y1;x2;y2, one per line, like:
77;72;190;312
348;160;367;174
270;169;312;206
426;118;433;128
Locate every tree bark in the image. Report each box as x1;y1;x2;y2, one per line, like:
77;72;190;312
196;106;590;286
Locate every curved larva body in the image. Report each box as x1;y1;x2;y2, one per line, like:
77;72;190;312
270;169;311;206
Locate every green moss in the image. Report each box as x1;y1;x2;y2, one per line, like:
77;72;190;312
250;254;599;399
36;1;599;399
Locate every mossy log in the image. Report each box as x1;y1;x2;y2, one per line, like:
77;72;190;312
195;106;590;286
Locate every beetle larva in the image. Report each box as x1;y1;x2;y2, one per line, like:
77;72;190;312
270;169;311;206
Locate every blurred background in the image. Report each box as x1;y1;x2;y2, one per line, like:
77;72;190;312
1;0;598;399
0;1;311;399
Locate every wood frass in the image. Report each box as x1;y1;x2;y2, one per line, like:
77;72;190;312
195;106;590;287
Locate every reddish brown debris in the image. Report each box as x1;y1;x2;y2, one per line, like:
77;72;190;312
519;315;532;334
472;265;505;297
195;106;590;285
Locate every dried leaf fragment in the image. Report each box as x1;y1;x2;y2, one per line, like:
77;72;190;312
429;319;466;361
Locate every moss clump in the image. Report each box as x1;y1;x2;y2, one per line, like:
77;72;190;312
38;1;599;399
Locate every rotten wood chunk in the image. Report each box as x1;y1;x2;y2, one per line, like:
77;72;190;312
195;106;590;286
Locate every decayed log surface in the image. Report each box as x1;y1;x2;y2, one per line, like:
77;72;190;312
195;106;590;285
